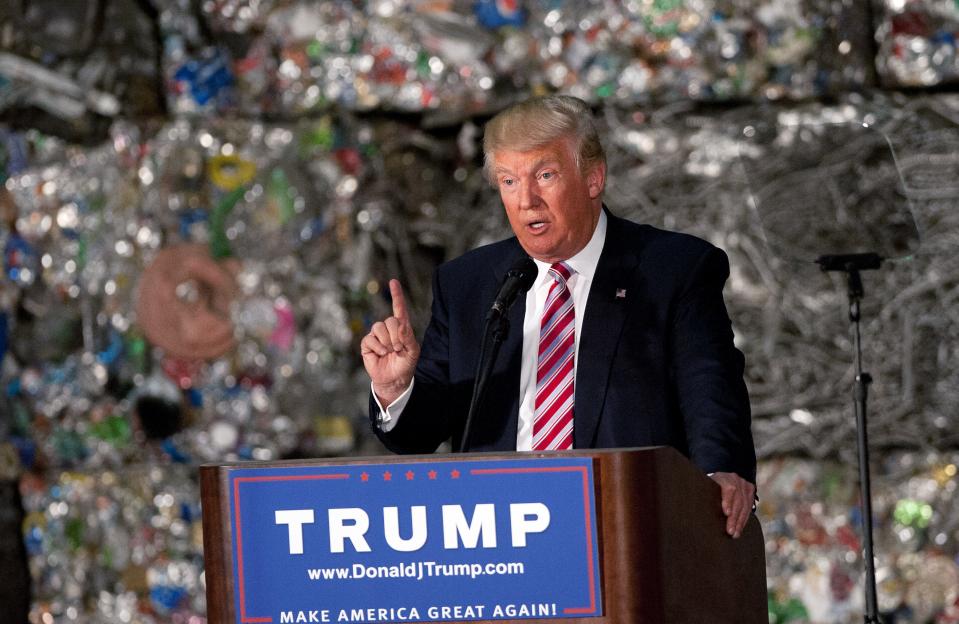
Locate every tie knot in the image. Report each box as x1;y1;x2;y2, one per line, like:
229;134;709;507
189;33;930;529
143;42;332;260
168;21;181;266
549;262;574;284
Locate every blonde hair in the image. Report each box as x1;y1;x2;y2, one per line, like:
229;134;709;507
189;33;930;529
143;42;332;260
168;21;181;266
482;95;606;185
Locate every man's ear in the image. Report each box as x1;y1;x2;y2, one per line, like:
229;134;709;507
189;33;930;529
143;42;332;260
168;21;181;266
586;162;606;199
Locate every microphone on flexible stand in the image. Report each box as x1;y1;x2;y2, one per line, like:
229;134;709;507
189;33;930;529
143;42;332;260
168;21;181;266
487;257;538;320
460;256;537;451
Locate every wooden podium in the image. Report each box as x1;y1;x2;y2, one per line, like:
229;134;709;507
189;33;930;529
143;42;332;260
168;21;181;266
201;447;766;623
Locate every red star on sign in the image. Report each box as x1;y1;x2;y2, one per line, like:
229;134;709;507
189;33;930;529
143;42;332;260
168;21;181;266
427;470;437;480
450;469;460;479
360;472;370;482
383;471;392;481
405;470;415;480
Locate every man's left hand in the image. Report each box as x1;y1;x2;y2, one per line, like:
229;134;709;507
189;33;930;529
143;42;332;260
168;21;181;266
709;472;755;539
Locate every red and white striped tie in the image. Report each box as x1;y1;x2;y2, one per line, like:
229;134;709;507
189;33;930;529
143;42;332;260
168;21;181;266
532;262;575;451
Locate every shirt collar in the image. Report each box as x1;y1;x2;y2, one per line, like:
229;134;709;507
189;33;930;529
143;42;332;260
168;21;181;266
532;209;607;286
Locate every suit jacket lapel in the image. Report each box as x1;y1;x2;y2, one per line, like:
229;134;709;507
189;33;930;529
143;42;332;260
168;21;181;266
476;242;527;451
575;212;640;448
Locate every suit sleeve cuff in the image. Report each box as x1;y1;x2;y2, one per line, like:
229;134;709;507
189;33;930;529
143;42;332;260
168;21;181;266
371;379;415;432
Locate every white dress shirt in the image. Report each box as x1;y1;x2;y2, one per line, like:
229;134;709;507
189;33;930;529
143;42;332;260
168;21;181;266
374;211;608;451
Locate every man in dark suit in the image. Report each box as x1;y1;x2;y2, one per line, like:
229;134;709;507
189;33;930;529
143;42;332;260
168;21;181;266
361;95;756;538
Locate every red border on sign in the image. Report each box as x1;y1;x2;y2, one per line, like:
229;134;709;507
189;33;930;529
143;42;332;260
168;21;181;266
469;466;599;616
233;474;350;623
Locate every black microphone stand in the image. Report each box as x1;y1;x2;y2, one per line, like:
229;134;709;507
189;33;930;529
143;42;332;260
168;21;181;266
816;252;882;624
459;310;510;451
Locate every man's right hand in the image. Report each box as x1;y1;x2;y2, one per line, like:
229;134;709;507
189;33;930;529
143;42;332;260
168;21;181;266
361;279;421;406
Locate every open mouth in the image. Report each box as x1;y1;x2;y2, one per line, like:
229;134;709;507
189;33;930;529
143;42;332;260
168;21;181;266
528;221;547;231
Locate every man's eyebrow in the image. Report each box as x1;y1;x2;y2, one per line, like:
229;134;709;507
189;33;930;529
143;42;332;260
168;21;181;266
493;158;560;175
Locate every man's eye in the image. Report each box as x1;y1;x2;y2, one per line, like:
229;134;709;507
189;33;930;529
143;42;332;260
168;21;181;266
541;171;554;180
502;178;514;186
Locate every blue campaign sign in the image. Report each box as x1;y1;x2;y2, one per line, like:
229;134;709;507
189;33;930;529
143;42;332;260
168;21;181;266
227;456;602;623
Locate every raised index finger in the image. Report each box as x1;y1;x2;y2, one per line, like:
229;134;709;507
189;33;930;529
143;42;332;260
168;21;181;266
389;279;408;320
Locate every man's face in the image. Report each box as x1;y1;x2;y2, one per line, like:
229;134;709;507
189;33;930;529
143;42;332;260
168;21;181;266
491;138;605;264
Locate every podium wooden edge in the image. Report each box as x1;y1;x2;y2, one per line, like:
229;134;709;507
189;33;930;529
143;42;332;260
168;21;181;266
201;464;237;622
653;449;767;624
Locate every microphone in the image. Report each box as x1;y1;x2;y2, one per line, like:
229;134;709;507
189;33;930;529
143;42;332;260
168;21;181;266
488;256;537;320
461;256;536;452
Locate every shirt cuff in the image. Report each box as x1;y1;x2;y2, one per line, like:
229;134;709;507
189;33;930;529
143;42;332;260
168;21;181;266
371;379;414;432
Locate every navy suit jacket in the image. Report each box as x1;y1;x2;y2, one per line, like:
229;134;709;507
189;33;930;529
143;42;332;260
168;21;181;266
371;211;756;484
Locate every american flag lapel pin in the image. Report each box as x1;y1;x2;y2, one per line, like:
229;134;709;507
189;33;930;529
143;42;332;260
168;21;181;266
615;288;627;299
